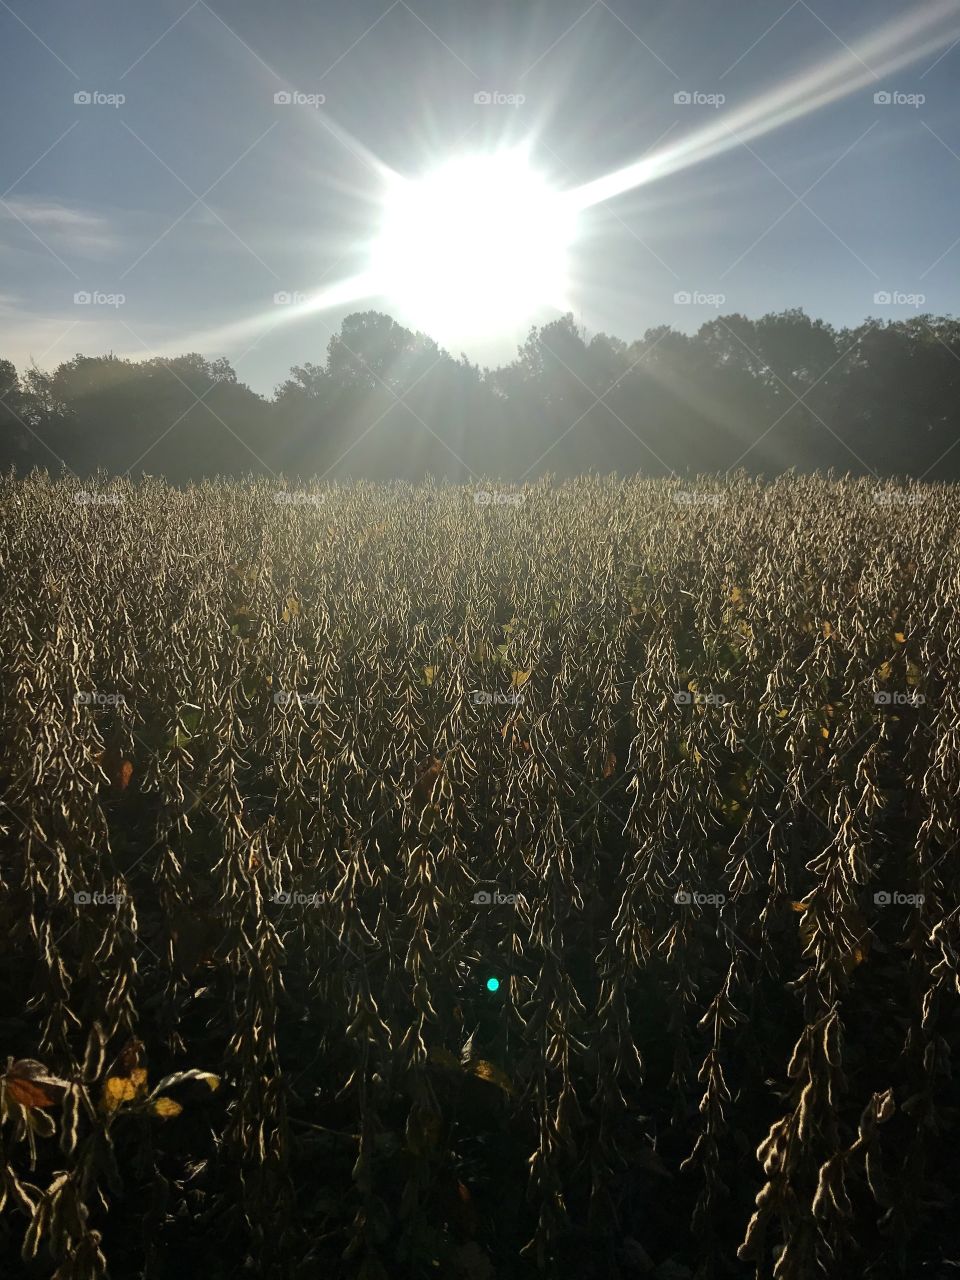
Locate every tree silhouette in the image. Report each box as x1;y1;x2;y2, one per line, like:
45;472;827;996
4;308;960;481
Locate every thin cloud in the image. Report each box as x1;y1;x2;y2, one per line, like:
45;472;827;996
0;197;122;258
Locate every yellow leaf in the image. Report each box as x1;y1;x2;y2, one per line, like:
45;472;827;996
730;586;743;604
470;1060;515;1095
790;900;809;913
423;666;437;686
198;1072;220;1091
893;632;906;645
281;595;301;623
822;621;832;638
821;727;830;739
130;1067;148;1091
876;661;892;681
511;670;531;688
102;1076;138;1111
152;1096;183;1118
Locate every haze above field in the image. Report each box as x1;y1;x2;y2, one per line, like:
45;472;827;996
1;0;959;394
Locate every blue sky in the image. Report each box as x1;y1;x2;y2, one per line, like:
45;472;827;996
1;0;958;394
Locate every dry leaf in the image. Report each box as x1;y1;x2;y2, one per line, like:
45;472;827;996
413;756;443;807
116;1038;144;1074
3;1060;68;1109
5;1076;59;1110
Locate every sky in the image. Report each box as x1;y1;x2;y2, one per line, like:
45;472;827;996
1;0;959;396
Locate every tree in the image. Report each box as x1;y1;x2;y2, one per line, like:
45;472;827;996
325;311;438;393
0;358;29;469
4;308;960;480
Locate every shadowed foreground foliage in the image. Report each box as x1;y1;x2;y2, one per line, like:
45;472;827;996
0;472;958;1279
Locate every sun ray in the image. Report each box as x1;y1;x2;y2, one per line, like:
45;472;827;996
126;272;379;362
569;0;960;211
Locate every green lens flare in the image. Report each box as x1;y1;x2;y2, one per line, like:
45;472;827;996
485;977;500;992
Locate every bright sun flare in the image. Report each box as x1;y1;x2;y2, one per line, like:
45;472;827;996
371;150;576;343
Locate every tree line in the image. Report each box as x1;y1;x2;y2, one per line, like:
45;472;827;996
1;308;958;481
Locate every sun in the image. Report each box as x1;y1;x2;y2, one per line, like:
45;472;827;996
370;149;576;344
